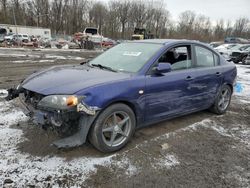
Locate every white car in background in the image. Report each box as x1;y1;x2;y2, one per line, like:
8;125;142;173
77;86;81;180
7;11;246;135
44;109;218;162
13;34;29;42
215;44;239;59
4;33;14;41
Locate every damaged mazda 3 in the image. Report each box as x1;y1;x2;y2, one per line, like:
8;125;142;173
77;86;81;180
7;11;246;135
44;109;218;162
6;39;237;152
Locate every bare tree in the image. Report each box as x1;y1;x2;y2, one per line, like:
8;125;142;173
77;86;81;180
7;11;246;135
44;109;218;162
89;2;107;34
0;0;8;22
213;19;225;41
234;17;249;37
178;10;196;39
106;1;120;39
117;0;130;39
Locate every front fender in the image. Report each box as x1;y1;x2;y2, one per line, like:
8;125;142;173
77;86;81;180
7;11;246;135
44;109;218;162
75;76;146;126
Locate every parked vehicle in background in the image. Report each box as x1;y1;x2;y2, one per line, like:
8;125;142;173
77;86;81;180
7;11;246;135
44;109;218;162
10;33;30;43
219;44;247;60
209;41;224;48
225;37;250;44
83;27;99;35
215;43;238;59
230;46;250;64
215;43;237;51
6;39;237;152
131;28;154;40
4;33;14;42
21;34;29;42
101;39;116;47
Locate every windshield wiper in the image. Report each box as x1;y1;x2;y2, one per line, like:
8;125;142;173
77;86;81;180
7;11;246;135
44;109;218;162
91;64;117;72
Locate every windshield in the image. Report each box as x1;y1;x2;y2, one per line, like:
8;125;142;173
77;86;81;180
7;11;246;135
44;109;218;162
226;44;237;49
90;43;162;73
240;45;250;51
230;45;243;50
244;47;250;52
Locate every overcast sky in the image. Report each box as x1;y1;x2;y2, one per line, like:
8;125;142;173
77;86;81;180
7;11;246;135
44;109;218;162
98;0;250;23
166;0;250;22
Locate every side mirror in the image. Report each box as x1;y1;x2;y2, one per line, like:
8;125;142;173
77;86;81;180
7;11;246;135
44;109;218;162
154;63;172;74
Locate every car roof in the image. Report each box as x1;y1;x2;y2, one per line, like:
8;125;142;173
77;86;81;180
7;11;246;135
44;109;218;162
130;39;203;45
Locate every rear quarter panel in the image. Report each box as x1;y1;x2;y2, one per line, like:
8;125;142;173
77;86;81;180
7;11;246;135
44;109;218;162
220;57;237;90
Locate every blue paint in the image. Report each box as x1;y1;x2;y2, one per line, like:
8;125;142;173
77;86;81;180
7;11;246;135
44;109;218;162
235;82;243;93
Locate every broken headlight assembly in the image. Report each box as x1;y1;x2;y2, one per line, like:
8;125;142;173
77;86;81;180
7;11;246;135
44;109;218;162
38;95;100;115
38;95;83;110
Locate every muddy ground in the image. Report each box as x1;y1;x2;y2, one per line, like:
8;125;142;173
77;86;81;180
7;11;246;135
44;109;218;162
0;48;249;188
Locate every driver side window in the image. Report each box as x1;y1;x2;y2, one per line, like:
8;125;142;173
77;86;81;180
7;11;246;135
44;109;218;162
158;45;193;71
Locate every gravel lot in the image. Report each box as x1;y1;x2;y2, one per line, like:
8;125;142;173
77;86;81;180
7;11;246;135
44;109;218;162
0;48;249;188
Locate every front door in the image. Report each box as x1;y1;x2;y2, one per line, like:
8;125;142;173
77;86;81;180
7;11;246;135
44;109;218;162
145;45;197;122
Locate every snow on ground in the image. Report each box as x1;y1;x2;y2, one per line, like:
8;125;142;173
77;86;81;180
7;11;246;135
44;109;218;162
0;95;138;187
12;59;56;63
0;53;41;58
0;47;103;53
0;98;113;187
234;64;250;97
0;50;85;62
44;54;84;60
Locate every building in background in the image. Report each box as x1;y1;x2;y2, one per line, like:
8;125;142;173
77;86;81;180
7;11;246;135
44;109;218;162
0;24;51;39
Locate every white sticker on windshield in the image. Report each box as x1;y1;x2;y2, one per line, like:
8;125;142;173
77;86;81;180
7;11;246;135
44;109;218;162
123;51;142;56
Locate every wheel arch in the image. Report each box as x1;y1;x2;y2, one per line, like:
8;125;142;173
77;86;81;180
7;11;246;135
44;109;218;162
102;100;138;123
225;83;233;93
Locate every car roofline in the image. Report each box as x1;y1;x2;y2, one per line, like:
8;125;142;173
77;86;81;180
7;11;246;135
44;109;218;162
127;39;206;46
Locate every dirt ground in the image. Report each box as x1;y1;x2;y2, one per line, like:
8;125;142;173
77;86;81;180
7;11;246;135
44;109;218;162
0;48;249;188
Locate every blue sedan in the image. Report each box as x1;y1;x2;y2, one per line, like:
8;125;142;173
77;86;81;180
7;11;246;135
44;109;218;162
6;39;237;152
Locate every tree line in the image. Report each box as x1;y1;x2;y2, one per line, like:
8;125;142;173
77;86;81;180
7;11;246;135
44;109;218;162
0;0;249;42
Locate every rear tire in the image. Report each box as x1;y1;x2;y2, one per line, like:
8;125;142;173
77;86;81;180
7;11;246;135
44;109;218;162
210;85;232;115
89;103;136;153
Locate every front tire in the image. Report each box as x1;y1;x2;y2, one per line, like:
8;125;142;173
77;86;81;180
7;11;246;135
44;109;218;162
210;85;232;115
89;103;136;153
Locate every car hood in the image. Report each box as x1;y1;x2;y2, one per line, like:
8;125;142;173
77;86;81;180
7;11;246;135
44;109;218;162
21;65;131;95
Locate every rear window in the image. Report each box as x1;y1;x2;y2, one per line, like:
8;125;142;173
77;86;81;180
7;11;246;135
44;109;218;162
195;46;217;67
85;28;97;35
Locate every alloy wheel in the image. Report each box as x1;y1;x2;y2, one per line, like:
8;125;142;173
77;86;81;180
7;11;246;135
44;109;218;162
218;87;231;111
101;111;131;147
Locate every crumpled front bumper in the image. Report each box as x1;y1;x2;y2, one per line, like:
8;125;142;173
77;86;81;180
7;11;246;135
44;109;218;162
6;88;99;148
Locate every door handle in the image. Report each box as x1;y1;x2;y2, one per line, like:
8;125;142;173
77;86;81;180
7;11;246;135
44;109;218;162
216;72;222;76
185;76;194;81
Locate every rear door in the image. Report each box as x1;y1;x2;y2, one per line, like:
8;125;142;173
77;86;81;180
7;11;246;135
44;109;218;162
191;45;223;107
